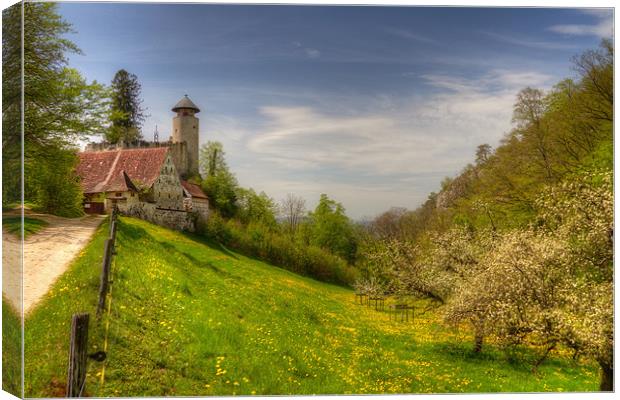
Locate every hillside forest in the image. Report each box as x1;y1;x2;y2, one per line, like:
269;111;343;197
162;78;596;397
2;2;614;392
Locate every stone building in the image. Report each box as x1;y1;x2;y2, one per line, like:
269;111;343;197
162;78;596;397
181;181;209;215
84;95;201;180
171;95;200;177
77;96;208;231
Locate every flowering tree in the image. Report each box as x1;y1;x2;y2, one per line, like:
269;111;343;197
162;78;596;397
368;226;494;351
536;171;613;390
445;171;612;390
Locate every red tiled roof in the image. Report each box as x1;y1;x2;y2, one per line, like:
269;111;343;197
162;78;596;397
181;181;208;199
77;147;169;194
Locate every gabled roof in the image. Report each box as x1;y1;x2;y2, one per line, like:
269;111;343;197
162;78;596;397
181;180;208;199
172;95;200;113
77;147;169;194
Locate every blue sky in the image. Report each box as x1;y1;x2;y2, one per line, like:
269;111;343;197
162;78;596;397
58;2;613;219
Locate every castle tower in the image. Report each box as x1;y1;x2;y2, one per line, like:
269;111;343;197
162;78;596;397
171;95;200;177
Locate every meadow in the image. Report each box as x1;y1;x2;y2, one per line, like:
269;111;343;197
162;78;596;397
3;216;48;238
2;298;21;397
24;217;599;397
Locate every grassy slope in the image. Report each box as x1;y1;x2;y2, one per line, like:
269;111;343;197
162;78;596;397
3;216;49;238
24;217;598;397
2;299;22;397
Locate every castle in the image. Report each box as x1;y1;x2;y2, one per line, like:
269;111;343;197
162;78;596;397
77;95;208;231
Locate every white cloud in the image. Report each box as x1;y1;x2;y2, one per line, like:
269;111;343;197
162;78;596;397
548;9;613;38
480;31;577;50
293;41;321;59
246;68;553;183
385;27;438;44
304;48;321;59
421;69;553;93
235;68;557;218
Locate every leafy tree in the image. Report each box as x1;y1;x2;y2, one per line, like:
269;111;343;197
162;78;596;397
106;69;146;143
200;141;238;218
305;194;357;263
30;149;84;217
2;2;107;213
236;188;278;228
199;141;227;177
571;38;613;123
475;144;492;166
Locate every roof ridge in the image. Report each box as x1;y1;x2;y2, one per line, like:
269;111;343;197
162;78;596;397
95;150;122;192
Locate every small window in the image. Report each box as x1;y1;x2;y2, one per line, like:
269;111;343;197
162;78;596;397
116;192;122;197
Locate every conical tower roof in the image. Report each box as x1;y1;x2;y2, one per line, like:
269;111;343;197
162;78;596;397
172;95;200;113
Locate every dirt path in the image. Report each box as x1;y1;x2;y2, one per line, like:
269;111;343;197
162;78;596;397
2;211;105;314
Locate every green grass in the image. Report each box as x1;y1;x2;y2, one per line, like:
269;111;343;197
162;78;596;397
2;298;22;397
3;216;48;238
24;217;599;397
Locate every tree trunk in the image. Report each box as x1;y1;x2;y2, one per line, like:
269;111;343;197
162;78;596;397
473;332;484;353
599;358;613;392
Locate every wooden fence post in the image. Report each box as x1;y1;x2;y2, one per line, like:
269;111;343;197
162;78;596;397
96;239;112;318
66;313;90;397
110;220;117;253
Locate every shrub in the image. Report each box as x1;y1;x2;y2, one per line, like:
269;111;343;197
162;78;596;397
199;212;358;286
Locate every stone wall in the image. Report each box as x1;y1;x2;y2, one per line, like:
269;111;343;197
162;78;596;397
124;202;195;232
85;140;164;152
110;191;140;213
192;198;210;220
167;142;189;178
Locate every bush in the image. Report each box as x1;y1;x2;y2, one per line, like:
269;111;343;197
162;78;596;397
28;151;84;217
199;212;358;286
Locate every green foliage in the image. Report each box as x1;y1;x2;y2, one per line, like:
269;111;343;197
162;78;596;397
28;148;84;217
200;212;356;286
2;299;21;397
202;171;239;218
105;69;146;143
24;217;599;396
200;141;227;177
200;141;239;218
236;188;278;228
2;2;107;212
3;216;49;238
304;194;358;263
